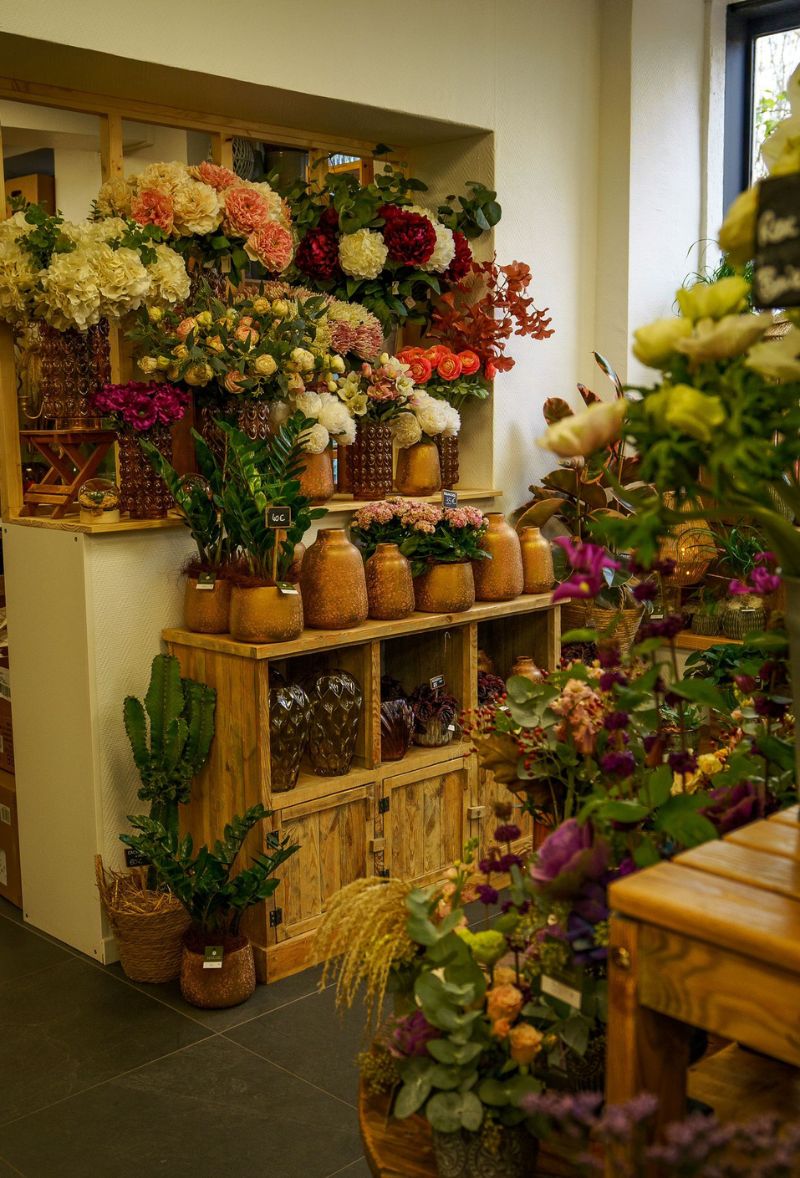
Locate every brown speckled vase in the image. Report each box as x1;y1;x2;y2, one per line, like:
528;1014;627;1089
300;529;369;629
183;577;231;634
436;434;459;490
473;513;524;602
395;441;441;496
351;420;393;499
511;655;545;685
413;561;475;614
179;939;256;1009
519;526;555;594
229;585;303;644
365;543;415;621
298;447;335;505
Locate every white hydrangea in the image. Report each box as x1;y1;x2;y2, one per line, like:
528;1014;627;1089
317;393;355;438
338;228;388;279
146;244;191;306
391;411;423;448
95;245;151;318
302;422;330;454
0;226;36;322
37;246;103;330
295;390;323;418
425;222;456;273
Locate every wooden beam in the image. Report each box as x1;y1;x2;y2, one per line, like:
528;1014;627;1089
99;112;124;181
0;323;23;517
210;132;234;170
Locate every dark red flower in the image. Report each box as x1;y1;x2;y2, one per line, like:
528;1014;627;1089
476;883;499;906
382;208;436;266
445;230;472;282
295;226;342;281
378;203;403;222
318;206;340;233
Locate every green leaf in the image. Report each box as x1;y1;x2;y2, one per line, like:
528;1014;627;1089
598;800;650;822
670;679;728;711
560;628;599;644
633;840;661;868
395;1076;432;1119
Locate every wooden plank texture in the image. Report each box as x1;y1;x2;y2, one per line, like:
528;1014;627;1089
725;819;800;860
676;838;800;900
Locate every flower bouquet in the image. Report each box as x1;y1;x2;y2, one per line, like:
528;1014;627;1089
96;160;293;286
397;344;488;411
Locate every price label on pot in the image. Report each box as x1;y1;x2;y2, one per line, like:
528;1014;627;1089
430;674;445;691
277;581;299;596
442;490;458;509
267;506;292;528
203;945;224;970
196;571;217;591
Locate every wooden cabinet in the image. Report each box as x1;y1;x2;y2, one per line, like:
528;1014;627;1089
164;594;559;982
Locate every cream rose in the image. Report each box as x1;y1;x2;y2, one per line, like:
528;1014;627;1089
632;316;693;367
338;229;388;280
537;397;627;458
301;423;330;454
183;362;213;387
675;313;772;363
253;353;278;377
745;327;800;382
137;355;159;375
676;276;750;321
172;180;222;236
291;347;316;372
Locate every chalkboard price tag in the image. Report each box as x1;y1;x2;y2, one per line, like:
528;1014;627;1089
753;173;800;307
203;945;224;970
277;581;300;596
429;674;445;691
267;506;292;528
124;847;151;869
196;571;217;591
442;490;458;509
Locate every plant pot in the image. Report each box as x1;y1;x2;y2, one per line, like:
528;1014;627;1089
229;585;303;644
413;715;457;748
380;699;415;761
519;526;555;594
473;514;524;602
365;543;415;620
395;441;441;496
299;528;369;629
785;576;800;792
184;576;232;634
436;434;459;490
269;682;311;792
118;426;173;519
561;601;644;657
307;669;362;775
179;937;256;1009
431;1125;539;1178
299;447;335;505
351;420;394;499
691;611;720;637
414;561;475;614
95;857;189;984
722;603;766;639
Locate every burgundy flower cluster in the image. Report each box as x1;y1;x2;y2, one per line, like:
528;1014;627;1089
379;204;436;266
91;381;188;433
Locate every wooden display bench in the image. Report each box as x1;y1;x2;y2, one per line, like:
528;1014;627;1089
164;594;559;983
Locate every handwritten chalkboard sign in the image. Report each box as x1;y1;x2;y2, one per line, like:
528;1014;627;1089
442;490;458;509
753;174;800;308
266;506;292;528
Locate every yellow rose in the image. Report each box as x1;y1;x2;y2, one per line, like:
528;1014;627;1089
718;186;758;267
508;1024;543;1066
537;397;627;458
173;344;189;360
330;354;346;374
183;362;213;387
166;364;181;381
272;299;290;318
486;983;524;1023
147;306;163;324
253;353;278;377
762;116;800;176
645;384;725;442
745;326;800;382
195;310;213;329
291;347;316;372
156;355;172;370
675;276;749;321
224;369;246;394
252;296;270;314
674;313;772;363
137;355;159;374
632;317;693;367
205;335;225;354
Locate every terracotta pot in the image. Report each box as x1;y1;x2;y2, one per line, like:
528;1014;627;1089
179;938;256;1010
511;655;544;685
335;442;353;493
519;526;555;593
365;543;415;620
229;585;303;644
183;576;231;634
118;426;173;519
436;434;459;490
395;441;441;496
299;447;335;504
473;513;524;602
351;420;393;499
414;561;475;614
300;528;369;629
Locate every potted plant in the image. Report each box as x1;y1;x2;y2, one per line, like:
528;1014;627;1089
120;803;298;1009
408;683;460;748
97;655;216;985
688;590;722;637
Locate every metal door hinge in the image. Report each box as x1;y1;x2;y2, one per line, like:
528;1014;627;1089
269;907;283;928
378;796;390;814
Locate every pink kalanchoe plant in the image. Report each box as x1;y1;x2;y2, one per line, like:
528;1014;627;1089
351;497;487;575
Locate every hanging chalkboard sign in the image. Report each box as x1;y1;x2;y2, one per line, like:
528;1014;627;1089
753;173;800;308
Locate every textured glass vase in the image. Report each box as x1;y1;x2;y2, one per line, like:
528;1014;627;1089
269;683;311;792
307;669;362;776
380;699;415;762
436;434;459;490
118;426;173;519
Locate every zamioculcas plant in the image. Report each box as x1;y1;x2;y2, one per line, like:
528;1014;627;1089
141;431;229;573
124;654;216;837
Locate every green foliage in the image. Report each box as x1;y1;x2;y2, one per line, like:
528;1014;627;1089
120;804;298;937
141;433;228;570
123;654;216;835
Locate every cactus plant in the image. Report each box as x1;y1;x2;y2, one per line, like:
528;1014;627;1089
123;654;216;837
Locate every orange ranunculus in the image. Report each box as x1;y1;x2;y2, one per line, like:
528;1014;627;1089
437;352;463;380
424;344;448;363
458;350;481;375
406;355;433;384
486;982;524;1023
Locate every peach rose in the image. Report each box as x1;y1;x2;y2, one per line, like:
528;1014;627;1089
224;369;247;394
192;161;239;191
205;335;225;354
492;1018;512;1039
508;1024;543;1066
235;323;260;347
175;317;198;341
131;188;174;234
245;223;294;273
222;186;273;236
486;983;524;1023
183;362;213;387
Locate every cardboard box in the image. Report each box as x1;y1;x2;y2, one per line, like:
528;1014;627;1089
0;769;21;908
0;697;13;775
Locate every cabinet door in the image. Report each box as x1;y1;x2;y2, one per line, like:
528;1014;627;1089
383;757;469;887
272;783;373;941
473;767;535;858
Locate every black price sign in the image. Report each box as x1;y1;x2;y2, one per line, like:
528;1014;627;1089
753;174;800;308
124;847;151;869
267;506;292;528
442;490;458;509
429;674;445;691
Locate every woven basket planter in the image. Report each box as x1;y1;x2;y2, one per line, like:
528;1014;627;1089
561;602;643;657
95;856;189;984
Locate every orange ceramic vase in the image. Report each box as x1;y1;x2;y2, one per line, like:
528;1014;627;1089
395;441;442;496
365;543;415;620
300;528;369;629
473;513;524;602
414;561;475;614
183;576;231;634
519;526;555;594
298;448;335;505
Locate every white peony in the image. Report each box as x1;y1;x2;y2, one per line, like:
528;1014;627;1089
295;390;323;417
95;245;151;317
416;398;450;438
302;422;330;453
338;229;388;280
441;403;461;436
424;222;456;273
172;180;222;236
391;411;423;448
146;244;191;306
317;393;355;438
135;161;190;197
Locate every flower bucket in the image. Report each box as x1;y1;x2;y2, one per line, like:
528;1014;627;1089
431;1125;538;1178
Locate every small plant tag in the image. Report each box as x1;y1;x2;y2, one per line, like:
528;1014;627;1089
196;571;217;591
267;506;292;528
203;945;224;970
442;490;458;509
277;582;299;597
447;724;457;733
429;674;445;692
124;847;151;869
220;255;232;274
541;972;582;1010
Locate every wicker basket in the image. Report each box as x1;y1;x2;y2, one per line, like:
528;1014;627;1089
561;602;643;656
95;856;189;984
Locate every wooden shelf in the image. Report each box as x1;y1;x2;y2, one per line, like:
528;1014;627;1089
675;630;742;651
5;510;185;535
381;740;472;778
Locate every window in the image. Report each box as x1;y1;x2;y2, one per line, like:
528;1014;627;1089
724;0;800;207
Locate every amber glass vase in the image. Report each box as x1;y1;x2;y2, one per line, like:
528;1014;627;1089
436;434;460;490
365;544;415;620
519;526;555;594
269;683;311;792
473;513;524;602
300;529;369;629
307;669;363;776
351;420;393;499
395;441;441;496
36;321;108;428
118;426;173;519
380;699;415;762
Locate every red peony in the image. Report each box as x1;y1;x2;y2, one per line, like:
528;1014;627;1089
458;350;481;375
378;203;403;223
382;208;436;267
445;230;472;282
295;226;342;281
318;206;340;233
131;188;174;235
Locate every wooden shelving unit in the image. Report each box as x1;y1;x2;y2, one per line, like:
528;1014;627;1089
674;630;742;652
164;594;560;982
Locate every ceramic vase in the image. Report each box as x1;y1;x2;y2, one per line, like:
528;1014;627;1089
229;585;303;644
269;683;311;792
473;513;524;602
380;699;415;762
336;442;353;493
307;669;362;776
436;434;459;490
413;561;475;614
118;426;173;519
511;655;544;685
179;938;256;1010
298;447;335;504
365;543;415;620
183;576;231;634
351;420;393;499
395;441;441;496
519;526;555;593
300;529;369;629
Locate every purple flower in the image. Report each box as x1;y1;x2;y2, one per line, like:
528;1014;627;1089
502;898;530;915
552;538;620;603
754;695;789;719
476;883;499;906
668;750;698;775
639;613;683;641
632;579;658;602
600;750;636;777
734;674;758;693
530;819;609;898
597;645;621;669
599;670;628;692
494;823;521;843
701;781;775;835
603;711;629;731
552;574;602;604
728;578;751;596
755;551;776;565
390;1010;440;1058
478;856;499;876
751;566;781;595
498;852;523;872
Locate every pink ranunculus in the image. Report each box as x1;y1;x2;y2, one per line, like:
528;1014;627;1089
125;392;159;432
194;161;239;191
130;188;174;234
222;186;272;237
244;224;293;273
